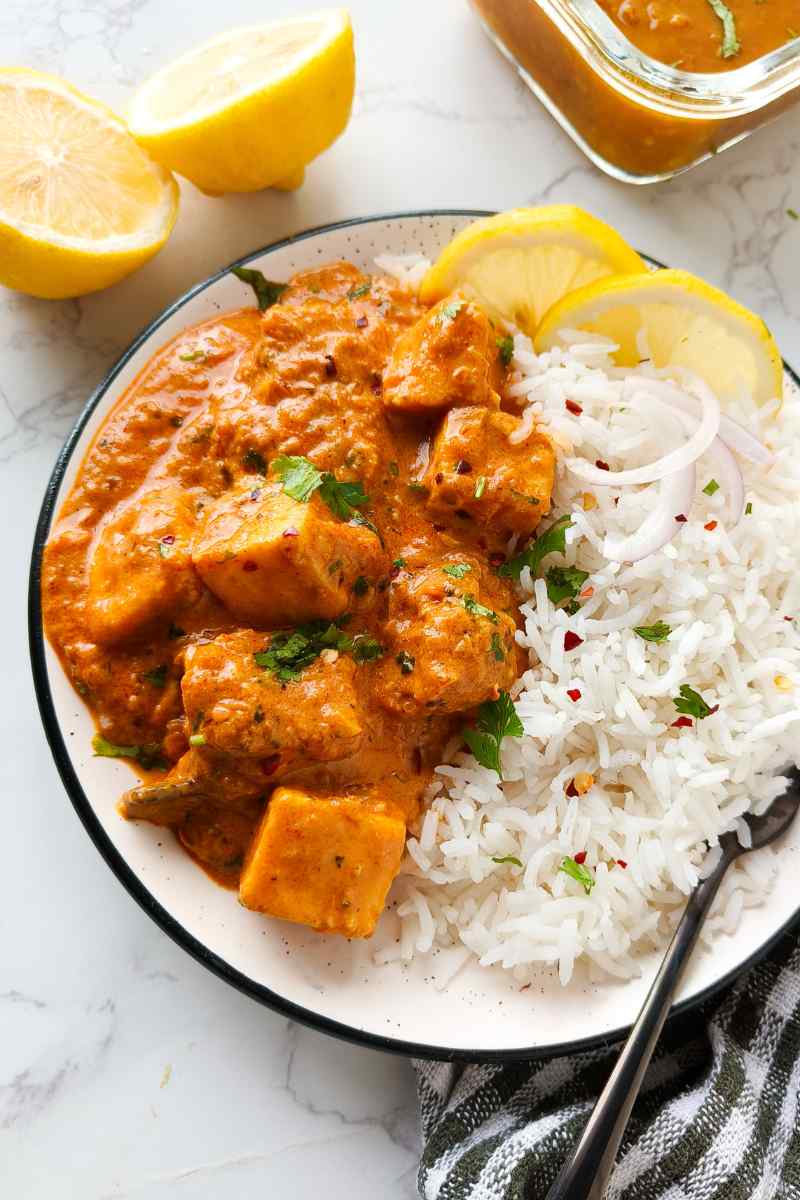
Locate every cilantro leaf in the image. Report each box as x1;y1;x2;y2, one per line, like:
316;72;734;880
474;475;487;500
434;299;464;328
92;734;166;770
490;632;505;662
271;454;373;526
231;266;288;310
559;856;595;894
634;621;672;644
545;565;589;606
496;334;514;367
673;684;717;720
347;281;371;300
704;0;740;58
463;594;498;623
499;516;573;581
352;635;384;663
254;621;352;682
272;455;324;501
443;562;472;579
242;448;267;475
702;478;720;496
318;476;370;520
492;854;522;867
462;691;523;779
142;664;168;688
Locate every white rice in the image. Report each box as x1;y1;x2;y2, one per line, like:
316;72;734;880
373;255;800;985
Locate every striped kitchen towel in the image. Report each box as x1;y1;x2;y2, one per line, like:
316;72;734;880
414;927;800;1199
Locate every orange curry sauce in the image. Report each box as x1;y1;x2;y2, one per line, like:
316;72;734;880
42;262;554;938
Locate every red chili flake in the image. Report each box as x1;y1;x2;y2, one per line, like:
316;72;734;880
565;399;583;416
784;616;794;622
489;551;506;568
370;371;382;394
355;316;368;329
519;983;532;992
282;527;299;538
567;688;582;702
672;716;693;728
674;514;688;523
573;850;587;865
324;354;337;378
161;534;176;545
435;472;444;484
433;523;445;532
708;704;720;716
564;631;584;652
455;459;472;474
565;780;578;798
704;520;717;531
617;859;628;869
261;754;281;776
595;459;610;471
242;560;258;572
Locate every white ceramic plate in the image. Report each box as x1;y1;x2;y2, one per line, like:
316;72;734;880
30;211;800;1061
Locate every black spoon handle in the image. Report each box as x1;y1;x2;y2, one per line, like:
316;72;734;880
541;849;733;1200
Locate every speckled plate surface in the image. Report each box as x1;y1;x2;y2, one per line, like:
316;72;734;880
29;211;800;1061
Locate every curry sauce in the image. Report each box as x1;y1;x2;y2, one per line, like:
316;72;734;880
42;261;554;938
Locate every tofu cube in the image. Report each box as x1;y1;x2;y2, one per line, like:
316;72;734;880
425;406;555;537
192;483;383;626
87;484;202;646
239;788;405;938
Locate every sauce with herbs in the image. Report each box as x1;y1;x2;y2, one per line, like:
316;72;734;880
43;261;554;938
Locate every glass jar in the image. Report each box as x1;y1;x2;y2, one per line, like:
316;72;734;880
469;0;800;183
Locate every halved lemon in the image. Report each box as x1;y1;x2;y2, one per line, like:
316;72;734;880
535;269;783;407
0;69;178;300
126;9;355;195
419;206;645;334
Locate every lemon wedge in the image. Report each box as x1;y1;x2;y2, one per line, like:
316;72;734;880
126;9;355;195
535;268;783;407
0;68;178;300
419;206;645;334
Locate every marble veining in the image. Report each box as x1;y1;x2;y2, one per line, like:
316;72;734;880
2;0;800;1195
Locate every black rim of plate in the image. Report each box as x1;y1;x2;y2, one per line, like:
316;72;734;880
28;209;800;1064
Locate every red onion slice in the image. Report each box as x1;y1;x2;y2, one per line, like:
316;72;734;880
565;378;720;486
603;463;697;563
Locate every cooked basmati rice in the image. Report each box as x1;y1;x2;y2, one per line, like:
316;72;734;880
374;255;800;986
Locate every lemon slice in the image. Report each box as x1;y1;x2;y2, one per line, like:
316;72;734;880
0;69;178;300
126;9;355;195
535;268;783;407
419;206;645;333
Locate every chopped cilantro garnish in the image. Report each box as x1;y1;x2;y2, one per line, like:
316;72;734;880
179;348;207;363
328;558;343;575
499;515;572;581
189;733;206;747
272;455;371;522
142;664;168;688
434;299;464;328
231;266;288;310
388;461;400;477
393;557;406;568
702;479;720;496
347;281;371;300
463;594;498;623
352;635;384;663
545;565;589;606
353;576;370;596
745;501;753;515
254;620;353;682
408;481;429;495
474;475;487;500
490;632;505;662
559;856;595;895
496;334;514;367
92;734;166;770
673;684;717;720
704;0;740;58
396;650;415;674
788;208;799;221
243;448;267;475
492;854;522;867
443;562;472;579
634;621;672;644
462;691;524;779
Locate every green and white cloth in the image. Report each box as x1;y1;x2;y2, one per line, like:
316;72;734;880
415;928;800;1199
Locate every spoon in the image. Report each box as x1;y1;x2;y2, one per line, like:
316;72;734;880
542;768;800;1200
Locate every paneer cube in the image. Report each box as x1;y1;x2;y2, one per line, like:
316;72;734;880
424;406;554;537
182;630;364;767
87;484;202;646
192;483;384;626
382;295;500;412
374;559;518;715
240;788;405;938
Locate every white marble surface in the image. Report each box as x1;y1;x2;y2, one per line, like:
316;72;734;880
3;0;800;1195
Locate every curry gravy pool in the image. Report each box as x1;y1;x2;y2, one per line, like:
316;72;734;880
42;261;554;938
